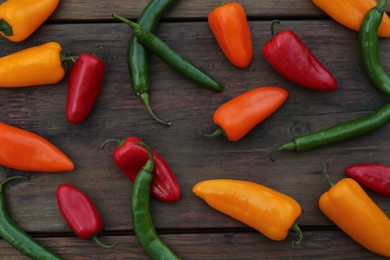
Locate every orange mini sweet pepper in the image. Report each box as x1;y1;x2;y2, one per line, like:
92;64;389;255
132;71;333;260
312;0;390;37
208;1;252;68
0;122;74;172
193;179;303;245
0;42;70;88
0;0;60;42
205;86;288;141
319;164;390;257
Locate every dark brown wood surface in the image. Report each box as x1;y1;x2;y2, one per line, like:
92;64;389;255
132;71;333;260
0;0;389;259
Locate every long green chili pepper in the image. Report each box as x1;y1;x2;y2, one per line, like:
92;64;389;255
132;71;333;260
0;176;62;260
359;0;390;95
271;102;390;160
132;142;180;260
112;14;223;94
130;0;177;126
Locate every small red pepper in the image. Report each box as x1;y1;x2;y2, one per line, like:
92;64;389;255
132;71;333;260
263;20;338;91
66;49;105;124
101;136;181;203
345;164;390;197
56;184;115;248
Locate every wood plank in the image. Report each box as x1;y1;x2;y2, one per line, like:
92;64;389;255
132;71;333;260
0;20;389;234
0;231;386;259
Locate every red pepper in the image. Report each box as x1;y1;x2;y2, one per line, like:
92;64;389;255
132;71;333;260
101;136;181;203
263;20;338;91
56;184;115;248
345;164;390;197
66;50;105;124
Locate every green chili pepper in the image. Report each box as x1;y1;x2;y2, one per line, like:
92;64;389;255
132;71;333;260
359;0;390;95
129;0;177;126
0;176;62;259
112;14;223;94
271;102;390;159
132;142;180;260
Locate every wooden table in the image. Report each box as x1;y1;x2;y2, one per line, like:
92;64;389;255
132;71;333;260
0;0;389;259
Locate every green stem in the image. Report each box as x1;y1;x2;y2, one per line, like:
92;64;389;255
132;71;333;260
203;127;224;138
91;47;103;57
0;176;29;193
140;93;171;126
291;223;303;246
218;0;224;6
112;14;134;28
60;52;79;63
92;235;116;249
100;138;125;149
271;20;281;37
322;163;335;188
135;142;154;165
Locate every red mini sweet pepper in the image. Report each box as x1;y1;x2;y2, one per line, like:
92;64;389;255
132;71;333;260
101;136;181;203
56;184;115;248
345;164;390;197
66;49;105;124
263;20;338;91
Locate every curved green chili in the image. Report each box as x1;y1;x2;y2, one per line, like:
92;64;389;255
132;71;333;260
0;176;62;259
271;102;390;159
130;0;177;126
132;142;180;260
112;14;223;94
359;0;390;95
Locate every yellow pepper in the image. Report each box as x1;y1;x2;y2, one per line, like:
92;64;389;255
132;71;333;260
0;0;60;42
0;42;67;87
312;0;390;37
319;164;390;257
193;179;303;245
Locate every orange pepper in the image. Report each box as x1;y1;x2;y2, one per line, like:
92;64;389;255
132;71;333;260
0;42;67;87
0;122;74;172
319;164;390;257
312;0;390;37
193;179;303;245
208;1;252;68
0;0;60;42
206;86;288;141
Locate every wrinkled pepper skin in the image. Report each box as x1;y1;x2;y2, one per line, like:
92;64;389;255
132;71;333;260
66;53;105;124
208;2;253;68
0;0;60;42
208;86;288;141
319;178;390;257
263;23;338;91
312;0;390;38
345;164;390;197
0;122;74;172
104;136;181;203
0;42;65;87
193;179;302;244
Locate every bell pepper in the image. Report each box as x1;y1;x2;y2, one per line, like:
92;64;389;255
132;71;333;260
56;184;115;248
345;163;390;197
0;42;72;88
193;179;303;245
0;0;60;42
0;122;74;172
319;164;390;257
208;1;253;68
263;21;338;91
101;136;181;203
312;0;390;38
205;86;288;141
66;50;105;124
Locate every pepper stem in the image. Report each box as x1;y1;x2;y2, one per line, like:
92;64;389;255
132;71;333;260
271;20;281;37
60;52;79;63
218;0;224;6
140;93;171;126
322;163;335;187
100;138;125;149
0;176;29;193
0;19;12;36
92;235;116;249
92;47;104;57
291;223;303;246
203;127;224;138
135;142;155;172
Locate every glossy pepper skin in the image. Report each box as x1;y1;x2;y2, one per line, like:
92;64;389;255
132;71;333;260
101;136;181;203
66;52;105;124
206;86;288;141
0;0;59;42
312;0;390;38
0;42;66;87
0;122;74;172
56;184;115;248
345;164;390;197
319;165;390;257
193;179;303;245
208;1;252;68
263;21;338;91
